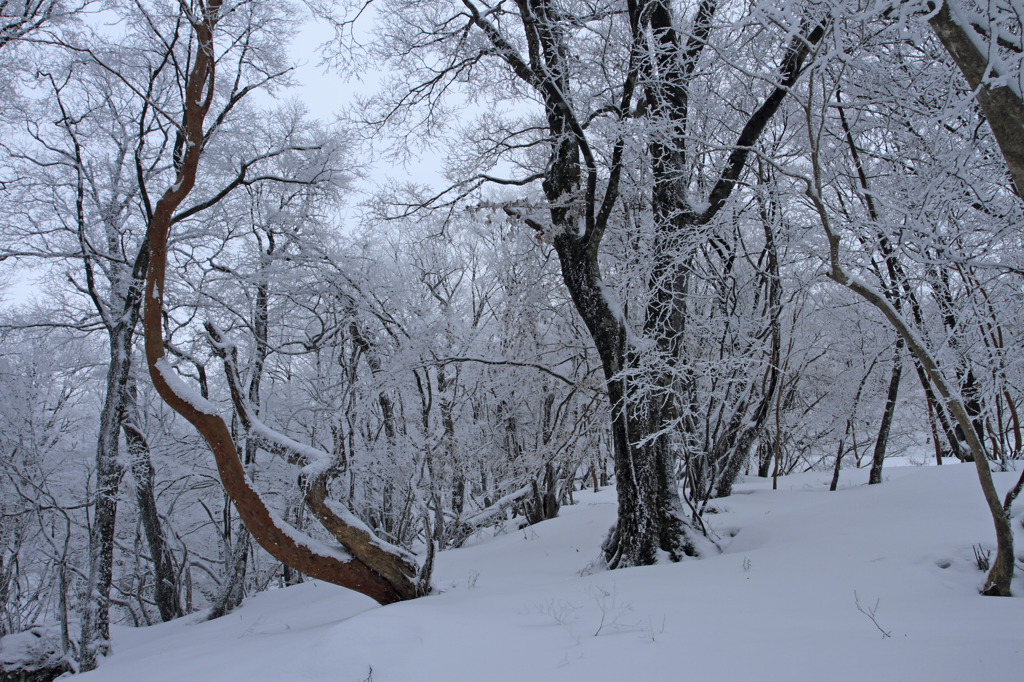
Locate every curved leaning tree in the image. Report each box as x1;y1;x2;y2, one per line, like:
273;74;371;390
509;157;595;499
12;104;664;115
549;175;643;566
141;0;431;606
923;0;1024;596
799;0;1024;596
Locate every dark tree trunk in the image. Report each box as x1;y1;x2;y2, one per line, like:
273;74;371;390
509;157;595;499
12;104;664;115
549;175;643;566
639;2;820;507
470;0;822;568
244;278;270;465
928;0;1024;195
75;157;154;670
438;365;461;524
123;381;183;621
829;433;847;492
552;232;694;567
80;324;132;670
757;437;774;478
526;462;560;524
869;341;903;484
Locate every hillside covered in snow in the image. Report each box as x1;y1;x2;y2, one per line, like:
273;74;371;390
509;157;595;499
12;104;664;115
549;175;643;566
73;463;1023;682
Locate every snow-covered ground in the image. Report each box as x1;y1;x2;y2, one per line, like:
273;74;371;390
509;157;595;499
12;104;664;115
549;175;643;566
78;463;1023;681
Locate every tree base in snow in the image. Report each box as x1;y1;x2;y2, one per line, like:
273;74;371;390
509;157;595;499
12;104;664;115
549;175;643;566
601;513;698;570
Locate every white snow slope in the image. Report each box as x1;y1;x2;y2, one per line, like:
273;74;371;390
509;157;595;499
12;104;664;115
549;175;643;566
78;464;1023;681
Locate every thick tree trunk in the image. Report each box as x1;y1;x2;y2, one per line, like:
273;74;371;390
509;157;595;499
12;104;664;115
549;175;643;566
438;364;460;534
512;1;693;564
78;232;152;669
526;462;560;525
474;0;821;568
928;0;1024;195
244;278;269;465
639;3;821;508
553;237;693;567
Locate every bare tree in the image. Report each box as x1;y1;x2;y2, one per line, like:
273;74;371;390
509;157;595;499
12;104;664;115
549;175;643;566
2;0;363;665
792;36;1023;593
140;0;431;610
2;45;186;668
356;0;830;567
0;1;70;53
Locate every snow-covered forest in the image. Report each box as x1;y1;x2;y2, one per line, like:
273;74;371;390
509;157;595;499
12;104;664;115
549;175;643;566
1;0;1022;678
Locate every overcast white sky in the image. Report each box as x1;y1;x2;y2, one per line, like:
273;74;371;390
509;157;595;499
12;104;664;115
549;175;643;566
0;13;451;310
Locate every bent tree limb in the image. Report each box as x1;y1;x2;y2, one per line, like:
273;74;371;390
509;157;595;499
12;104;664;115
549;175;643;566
141;0;422;606
205;323;424;601
802;163;1015;596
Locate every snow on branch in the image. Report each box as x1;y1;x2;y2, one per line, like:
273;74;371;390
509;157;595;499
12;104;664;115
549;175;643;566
140;0;425;604
205;321;425;598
